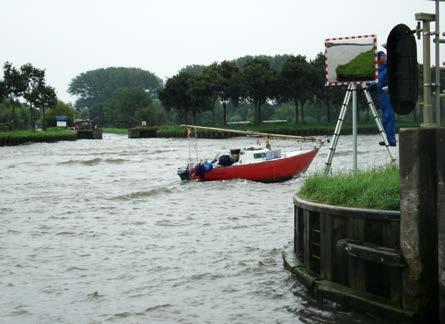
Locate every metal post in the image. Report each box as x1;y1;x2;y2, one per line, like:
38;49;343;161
435;0;441;125
423;18;435;126
352;84;358;171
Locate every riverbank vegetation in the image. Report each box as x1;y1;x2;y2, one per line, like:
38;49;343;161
102;128;128;134
104;120;420;138
298;164;400;210
0;128;76;146
67;55;433;128
0;62;57;131
3;55;440;136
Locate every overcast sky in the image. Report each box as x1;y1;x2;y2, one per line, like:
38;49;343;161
0;0;442;103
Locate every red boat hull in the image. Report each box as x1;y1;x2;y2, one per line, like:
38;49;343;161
191;148;318;182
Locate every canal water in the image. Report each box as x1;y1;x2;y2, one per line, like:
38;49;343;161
0;133;397;323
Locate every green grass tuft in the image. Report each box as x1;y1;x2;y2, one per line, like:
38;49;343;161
336;49;375;81
298;164;400;210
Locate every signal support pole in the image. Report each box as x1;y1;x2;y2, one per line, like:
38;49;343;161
416;12;437;127
434;0;441;125
352;84;358;172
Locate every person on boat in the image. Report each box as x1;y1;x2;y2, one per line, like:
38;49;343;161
204;161;213;172
365;50;396;147
193;160;214;180
265;136;271;150
194;161;206;180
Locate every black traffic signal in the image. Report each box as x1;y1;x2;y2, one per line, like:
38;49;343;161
387;24;419;115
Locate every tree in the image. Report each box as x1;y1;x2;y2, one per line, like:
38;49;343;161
3;62;27;130
174;64;213;124
21;63;45;130
0;80;7;102
34;83;57;130
75;107;90;120
105;87;152;125
68;67;162;121
179;64;206;76
188;71;215;124
280;55;313;123
215;61;241;125
240;58;277;124
46;100;76;127
159;71;194;124
134;100;167;126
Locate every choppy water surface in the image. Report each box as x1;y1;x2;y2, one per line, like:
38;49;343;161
0;134;398;323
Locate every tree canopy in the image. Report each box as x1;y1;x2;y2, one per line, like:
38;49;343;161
240;58;277;124
215;60;241;125
159;71;195;123
105;87;152;124
1;61;57;130
68;67;162;121
280;55;315;123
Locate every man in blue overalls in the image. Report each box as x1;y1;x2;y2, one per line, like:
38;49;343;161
367;50;396;146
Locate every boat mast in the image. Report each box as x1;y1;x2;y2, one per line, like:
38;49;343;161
181;124;326;145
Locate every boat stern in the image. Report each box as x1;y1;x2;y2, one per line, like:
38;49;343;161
177;167;189;181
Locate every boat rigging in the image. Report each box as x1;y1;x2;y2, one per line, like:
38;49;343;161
177;125;325;182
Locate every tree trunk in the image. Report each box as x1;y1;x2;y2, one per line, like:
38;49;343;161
29;104;34;130
300;100;305;124
254;100;259;125
42;106;47;131
11;103;15;131
223;102;227;125
294;99;299;124
258;100;263;124
326;103;331;123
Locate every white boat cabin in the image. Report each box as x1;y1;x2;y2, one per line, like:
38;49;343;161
213;146;282;166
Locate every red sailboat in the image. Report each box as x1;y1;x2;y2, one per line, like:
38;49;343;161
177;125;324;183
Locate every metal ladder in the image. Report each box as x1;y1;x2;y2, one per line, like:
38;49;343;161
324;84;396;174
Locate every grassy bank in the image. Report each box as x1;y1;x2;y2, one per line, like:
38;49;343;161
102;128;128;134
155;121;420;138
102;121;421;138
0;128;77;146
298;164;400;210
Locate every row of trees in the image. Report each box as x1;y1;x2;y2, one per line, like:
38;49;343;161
0;62;57;130
158;54;346;125
68;54;348;126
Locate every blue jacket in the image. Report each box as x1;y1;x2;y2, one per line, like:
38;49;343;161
369;63;394;118
368;62;396;145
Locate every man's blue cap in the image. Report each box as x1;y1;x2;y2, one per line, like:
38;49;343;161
377;51;386;59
